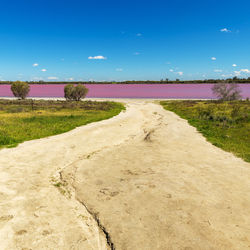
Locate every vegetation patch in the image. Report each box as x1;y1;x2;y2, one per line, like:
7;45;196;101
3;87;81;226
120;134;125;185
0;99;125;149
160;100;250;162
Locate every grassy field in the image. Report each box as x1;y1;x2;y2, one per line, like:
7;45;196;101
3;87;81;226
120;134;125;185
160;100;250;162
0;99;125;149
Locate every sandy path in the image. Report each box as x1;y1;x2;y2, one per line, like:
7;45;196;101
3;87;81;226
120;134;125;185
0;101;142;249
62;101;250;250
0;100;250;249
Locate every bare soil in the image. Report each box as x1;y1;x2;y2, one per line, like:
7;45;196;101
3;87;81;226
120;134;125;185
0;100;249;250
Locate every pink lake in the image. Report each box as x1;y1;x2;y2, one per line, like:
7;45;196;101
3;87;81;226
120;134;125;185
0;84;249;99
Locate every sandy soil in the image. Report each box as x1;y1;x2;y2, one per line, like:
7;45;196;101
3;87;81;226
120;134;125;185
0;100;250;250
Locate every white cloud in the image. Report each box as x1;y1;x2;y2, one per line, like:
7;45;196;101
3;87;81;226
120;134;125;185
33;63;39;67
47;76;58;80
214;69;222;72
88;55;106;60
68;77;74;81
134;52;140;55
240;69;250;73
41;69;47;72
232;64;237;67
211;57;216;61
234;71;241;76
222;73;233;78
234;69;250;76
31;77;44;81
169;69;183;75
136;33;142;36
116;68;123;72
220;28;231;33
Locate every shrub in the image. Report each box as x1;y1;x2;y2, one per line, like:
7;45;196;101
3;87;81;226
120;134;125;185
64;84;88;101
64;84;75;100
231;105;240;119
73;84;89;101
212;82;242;101
11;81;30;99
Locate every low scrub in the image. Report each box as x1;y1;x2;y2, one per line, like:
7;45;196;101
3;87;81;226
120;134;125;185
161;100;250;162
0;99;125;149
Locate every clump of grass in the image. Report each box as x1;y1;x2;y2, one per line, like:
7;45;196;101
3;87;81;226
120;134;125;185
160;100;250;162
54;182;62;187
0;99;125;149
53;181;71;197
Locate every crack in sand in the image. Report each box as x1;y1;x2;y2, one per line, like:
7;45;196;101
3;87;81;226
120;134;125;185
52;154;118;249
77;200;115;250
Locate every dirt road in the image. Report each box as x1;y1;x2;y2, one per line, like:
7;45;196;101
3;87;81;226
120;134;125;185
0;100;249;249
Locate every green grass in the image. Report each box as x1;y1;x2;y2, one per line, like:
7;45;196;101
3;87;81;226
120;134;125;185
0;99;125;149
160;100;250;162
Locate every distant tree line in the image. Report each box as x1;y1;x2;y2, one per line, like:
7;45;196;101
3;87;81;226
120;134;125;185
1;77;250;85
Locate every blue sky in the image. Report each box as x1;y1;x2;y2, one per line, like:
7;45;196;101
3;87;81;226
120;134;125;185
0;0;250;81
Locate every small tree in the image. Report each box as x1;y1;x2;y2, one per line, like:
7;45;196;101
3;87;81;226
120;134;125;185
11;81;30;99
64;84;88;101
212;82;242;101
74;84;89;101
64;84;75;100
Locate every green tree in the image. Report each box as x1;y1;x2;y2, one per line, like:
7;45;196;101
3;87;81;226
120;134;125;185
74;84;89;101
64;84;75;100
11;81;30;99
64;84;88;101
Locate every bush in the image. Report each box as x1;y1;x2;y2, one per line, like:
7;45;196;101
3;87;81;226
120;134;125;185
64;84;75;100
11;81;30;99
74;84;89;101
212;82;242;101
64;84;88;101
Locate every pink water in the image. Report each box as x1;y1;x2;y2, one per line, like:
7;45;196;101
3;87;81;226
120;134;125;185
0;84;249;99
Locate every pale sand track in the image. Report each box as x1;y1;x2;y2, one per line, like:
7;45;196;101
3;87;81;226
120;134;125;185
0;100;250;250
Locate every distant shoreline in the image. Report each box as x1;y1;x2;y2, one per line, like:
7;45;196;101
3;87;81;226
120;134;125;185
1;81;250;85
